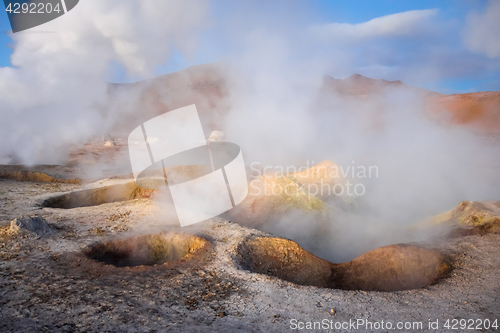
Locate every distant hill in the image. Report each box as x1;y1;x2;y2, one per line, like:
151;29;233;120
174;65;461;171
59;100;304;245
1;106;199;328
428;91;500;133
106;62;230;136
322;73;500;133
104;64;500;135
322;73;436;97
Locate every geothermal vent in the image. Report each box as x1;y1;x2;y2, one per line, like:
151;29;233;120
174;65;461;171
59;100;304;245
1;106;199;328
239;237;451;292
84;233;209;267
42;182;155;209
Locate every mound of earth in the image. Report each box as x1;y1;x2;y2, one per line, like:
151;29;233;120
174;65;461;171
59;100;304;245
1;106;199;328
415;201;500;236
239;237;450;291
288;160;358;203
0;165;80;184
289;160;342;188
224;169;326;228
10;216;54;237
451;201;500;232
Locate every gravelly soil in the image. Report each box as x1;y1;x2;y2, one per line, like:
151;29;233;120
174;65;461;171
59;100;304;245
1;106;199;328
0;178;499;332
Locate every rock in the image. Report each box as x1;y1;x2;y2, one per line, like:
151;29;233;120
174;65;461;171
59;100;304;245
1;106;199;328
415;201;500;236
453;201;500;233
10;216;54;236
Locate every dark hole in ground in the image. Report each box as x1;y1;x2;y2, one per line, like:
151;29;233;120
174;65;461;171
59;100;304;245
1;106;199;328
41;166;210;209
42;182;155;209
84;232;209;267
238;237;451;292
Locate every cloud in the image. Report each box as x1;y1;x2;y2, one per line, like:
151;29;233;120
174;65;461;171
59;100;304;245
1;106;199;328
302;7;500;92
463;0;500;58
310;9;439;41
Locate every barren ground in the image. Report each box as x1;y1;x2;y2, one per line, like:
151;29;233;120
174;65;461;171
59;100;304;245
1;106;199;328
0;175;499;332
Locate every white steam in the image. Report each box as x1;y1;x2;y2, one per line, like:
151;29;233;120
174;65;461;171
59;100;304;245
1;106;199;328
0;0;208;165
218;5;500;262
1;1;499;263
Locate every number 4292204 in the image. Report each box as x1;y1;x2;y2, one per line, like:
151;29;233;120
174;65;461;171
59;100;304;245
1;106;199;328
5;2;62;14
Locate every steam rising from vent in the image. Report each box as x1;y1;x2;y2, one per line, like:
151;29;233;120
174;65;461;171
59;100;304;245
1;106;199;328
1;1;499;262
212;9;500;261
0;0;209;165
225;68;500;261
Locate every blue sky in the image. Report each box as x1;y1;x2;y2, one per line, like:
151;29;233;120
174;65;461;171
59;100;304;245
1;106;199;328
1;0;498;93
0;7;12;67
